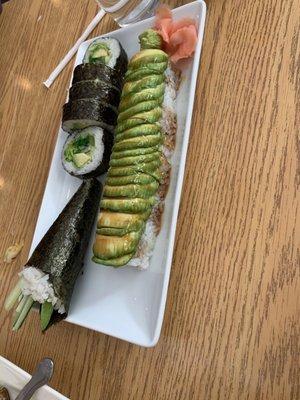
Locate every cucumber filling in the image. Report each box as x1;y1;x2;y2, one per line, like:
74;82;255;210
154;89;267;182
64;134;95;169
87;42;111;64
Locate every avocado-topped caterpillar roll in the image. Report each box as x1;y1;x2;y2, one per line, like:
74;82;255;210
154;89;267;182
92;29;180;269
5;179;102;331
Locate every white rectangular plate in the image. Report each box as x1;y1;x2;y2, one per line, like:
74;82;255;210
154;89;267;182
0;356;68;400
31;0;206;347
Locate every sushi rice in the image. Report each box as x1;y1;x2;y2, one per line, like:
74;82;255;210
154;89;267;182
20;267;65;314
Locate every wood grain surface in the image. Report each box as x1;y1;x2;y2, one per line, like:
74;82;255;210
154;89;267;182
0;0;299;399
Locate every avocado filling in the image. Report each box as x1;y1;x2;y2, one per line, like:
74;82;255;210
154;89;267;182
87;42;111;64
64;134;95;168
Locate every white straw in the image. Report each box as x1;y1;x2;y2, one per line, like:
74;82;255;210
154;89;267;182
43;9;106;88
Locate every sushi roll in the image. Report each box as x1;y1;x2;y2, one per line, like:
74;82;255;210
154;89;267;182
72;63;123;91
62;127;113;178
69;80;121;110
5;179;102;331
83;37;128;76
62;98;117;133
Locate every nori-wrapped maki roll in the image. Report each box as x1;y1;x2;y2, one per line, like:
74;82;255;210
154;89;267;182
72;63;123;91
5;179;102;331
62;99;117;133
69;80;121;110
83;37;128;77
62;127;113;178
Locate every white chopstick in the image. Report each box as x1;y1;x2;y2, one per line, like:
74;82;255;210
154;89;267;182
43;8;106;89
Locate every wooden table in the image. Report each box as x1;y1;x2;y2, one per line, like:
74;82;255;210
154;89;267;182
0;0;299;398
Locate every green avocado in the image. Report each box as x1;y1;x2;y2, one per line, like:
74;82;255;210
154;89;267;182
115;124;161;142
118;99;163;122
108;159;161;177
139;29;163;50
97;221;145;236
106;173;157;186
104;181;159;199
129;49;168;69
100;197;156;213
122;75;164;97
113;134;163;151
110;152;160;167
93;231;141;259
97;210;147;229
125;66;167;83
111;146;160;159
116;108;162;134
119;84;165;112
92;252;135;267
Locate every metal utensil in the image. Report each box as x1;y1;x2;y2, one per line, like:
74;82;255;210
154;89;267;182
15;358;54;400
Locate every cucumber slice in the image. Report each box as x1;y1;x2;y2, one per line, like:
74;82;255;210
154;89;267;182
41;301;54;331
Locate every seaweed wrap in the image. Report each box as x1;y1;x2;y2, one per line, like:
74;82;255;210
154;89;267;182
72;63;123;91
69;80;121;110
83;37;128;76
62;126;113;178
62;99;117;133
5;179;102;331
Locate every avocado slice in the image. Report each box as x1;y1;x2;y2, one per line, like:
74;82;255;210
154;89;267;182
129;49;168;69
100;197;156;213
92;252;135;267
115;108;162;134
122;75;164;98
118;99;163;122
125;65;167;82
115;124;161;142
104;181;159;199
119;84;165;112
110;152;160;167
113;135;162;151
93;231;141;259
97;221;145;236
111;146;160;159
108;159;161;176
106;173;157;186
97;211;147;229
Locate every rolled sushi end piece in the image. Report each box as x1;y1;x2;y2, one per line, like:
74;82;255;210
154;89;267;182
62;127;112;178
6;179;103;331
84;37;128;76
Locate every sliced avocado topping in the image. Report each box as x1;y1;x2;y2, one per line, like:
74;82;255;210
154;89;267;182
113;135;162;150
119;84;165;111
108;159;162;178
92;252;135;267
139;29;163;50
109;152;160;167
125;65;167;82
97;223;145;236
104;181;159;199
118;99;163;122
115;124;161;142
64;133;95;169
122;75;164;97
115;107;162;134
111;146;160;159
106;173;157;186
93;231;142;259
129;49;168;69
100;197;156;213
98;211;147;229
